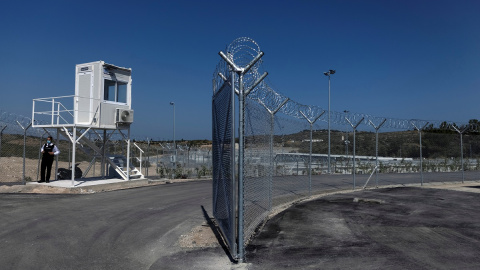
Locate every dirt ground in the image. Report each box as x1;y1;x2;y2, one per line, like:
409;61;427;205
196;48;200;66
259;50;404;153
178;222;221;248
0;157;93;183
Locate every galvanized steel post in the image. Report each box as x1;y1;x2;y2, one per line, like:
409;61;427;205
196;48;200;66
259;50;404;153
219;49;266;262
16;121;31;185
237;73;245;262
300;111;325;194
146;138;151;177
369;119;386;188
452;125;468;183
0;125;6;159
230;70;237;258
259;98;289;208
346;117;363;190
411;121;428;186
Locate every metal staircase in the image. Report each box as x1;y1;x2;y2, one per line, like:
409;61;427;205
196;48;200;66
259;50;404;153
58;128;144;180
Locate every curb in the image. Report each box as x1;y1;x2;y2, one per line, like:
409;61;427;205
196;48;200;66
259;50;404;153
0;178;212;194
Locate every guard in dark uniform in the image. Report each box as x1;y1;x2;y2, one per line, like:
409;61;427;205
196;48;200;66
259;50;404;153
39;136;60;183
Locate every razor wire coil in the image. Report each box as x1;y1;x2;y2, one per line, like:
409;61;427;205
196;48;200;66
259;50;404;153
214;38;475;132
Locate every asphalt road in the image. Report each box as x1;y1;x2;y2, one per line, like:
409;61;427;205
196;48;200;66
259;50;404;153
0;181;231;270
2;173;480;269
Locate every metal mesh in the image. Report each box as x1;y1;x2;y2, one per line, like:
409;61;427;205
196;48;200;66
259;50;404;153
1;111;58;183
146;142;212;179
213;38;480;259
327;123;480;189
212;82;236;252
0;109;213;183
243;97;272;244
272;114;311;206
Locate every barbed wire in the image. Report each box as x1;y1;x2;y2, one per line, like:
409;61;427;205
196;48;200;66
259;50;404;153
0;109;210;154
0;110;33;128
214;38;476;131
213;37;264;97
0;110;44;136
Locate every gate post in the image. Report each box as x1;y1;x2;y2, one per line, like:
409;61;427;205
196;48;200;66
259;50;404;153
219;49;267;262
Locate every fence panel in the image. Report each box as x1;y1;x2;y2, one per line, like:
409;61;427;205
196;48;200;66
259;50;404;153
272;114;311;206
212;38;480;262
243;97;272;244
212;82;236;254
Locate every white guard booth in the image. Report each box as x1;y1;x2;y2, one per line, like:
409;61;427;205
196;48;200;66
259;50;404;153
75;61;133;127
32;61;143;186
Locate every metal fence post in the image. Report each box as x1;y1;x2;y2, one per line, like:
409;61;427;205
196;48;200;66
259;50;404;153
0;125;6;158
258;98;289;208
219;49;266;262
452;125;468;183
346;117;363;190
369;119;386;187
156;148;159;177
230;71;237;258
17;121;32;184
146;138;151;177
238;73;245;261
411;121;429;186
300;111;325;195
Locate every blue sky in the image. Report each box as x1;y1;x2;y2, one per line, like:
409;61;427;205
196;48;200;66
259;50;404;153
1;0;479;140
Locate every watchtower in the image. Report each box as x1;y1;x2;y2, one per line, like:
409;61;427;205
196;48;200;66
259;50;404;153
32;61;142;185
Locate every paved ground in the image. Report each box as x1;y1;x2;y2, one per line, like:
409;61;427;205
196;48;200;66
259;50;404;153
0;180;233;270
246;184;480;269
1;176;480;269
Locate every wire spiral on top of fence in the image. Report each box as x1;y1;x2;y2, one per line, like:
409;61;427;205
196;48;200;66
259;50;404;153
212;37;480;262
214;38;475;132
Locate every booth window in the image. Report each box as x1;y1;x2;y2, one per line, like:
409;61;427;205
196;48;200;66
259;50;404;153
117;82;127;103
104;80;127;103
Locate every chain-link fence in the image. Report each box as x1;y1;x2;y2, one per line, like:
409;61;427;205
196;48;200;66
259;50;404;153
212;80;236;257
213;37;480;261
144;142;212;180
0;110;212;184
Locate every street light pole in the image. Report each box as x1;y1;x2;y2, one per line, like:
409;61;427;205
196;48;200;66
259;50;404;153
170;102;176;178
324;69;335;174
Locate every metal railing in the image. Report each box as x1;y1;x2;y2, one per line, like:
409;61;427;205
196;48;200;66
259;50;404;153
32;95;76;127
133;142;144;173
32;95;107;128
